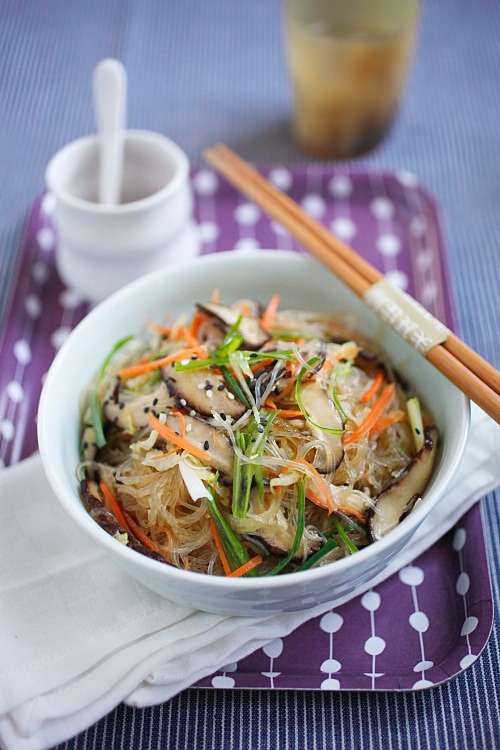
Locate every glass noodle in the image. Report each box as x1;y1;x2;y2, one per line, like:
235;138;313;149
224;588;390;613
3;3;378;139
78;296;437;577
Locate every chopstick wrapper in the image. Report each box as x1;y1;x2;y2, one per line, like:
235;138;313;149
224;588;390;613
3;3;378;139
0;404;499;750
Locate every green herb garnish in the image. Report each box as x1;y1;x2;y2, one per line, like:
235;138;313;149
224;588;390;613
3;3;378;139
90;335;133;449
299;537;338;570
265;479;306;576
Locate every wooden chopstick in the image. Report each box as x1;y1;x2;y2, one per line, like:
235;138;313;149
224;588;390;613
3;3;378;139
203;143;500;425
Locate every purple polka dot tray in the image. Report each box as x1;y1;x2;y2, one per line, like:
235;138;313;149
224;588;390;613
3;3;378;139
0;166;492;692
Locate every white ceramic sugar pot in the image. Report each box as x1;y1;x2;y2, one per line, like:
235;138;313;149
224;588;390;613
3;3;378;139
45;59;198;304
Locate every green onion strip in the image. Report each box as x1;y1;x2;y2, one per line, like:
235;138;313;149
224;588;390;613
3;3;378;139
407;396;424;452
332;514;359;554
265;478;306;576
90;335;134;449
205;474;256;574
299;537;338;571
231;410;277;518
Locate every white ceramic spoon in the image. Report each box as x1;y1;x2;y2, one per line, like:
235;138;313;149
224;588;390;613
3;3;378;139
92;58;127;205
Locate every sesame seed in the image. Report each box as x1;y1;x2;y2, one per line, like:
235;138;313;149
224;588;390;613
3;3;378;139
227;392;235;400
217;384;225;391
206;390;213;398
203;440;210;450
143;406;149;413
197;383;205;389
190;410;196;417
181;358;190;366
257;426;264;434
220;412;227;421
152;398;158;406
186;424;192;432
180;398;187;406
119;402;125;409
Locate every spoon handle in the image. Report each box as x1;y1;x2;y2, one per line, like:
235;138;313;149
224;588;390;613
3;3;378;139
93;59;127;205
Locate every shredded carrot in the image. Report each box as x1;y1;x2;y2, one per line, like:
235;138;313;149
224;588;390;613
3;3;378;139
336;505;366;524
293;457;334;512
99;481;131;531
361;370;384;403
148;322;172;337
210;519;232;576
369;409;407;438
211;289;219;303
306;487;330;511
277;408;304;418
227;554;263;578
239;302;253;316
190;310;209;338
177;326;200;348
150;447;179;460
148;413;211;462
318;358;334;376
122;509;170;561
272;465;290;498
184;557;189;571
261;294;280;330
264;396;303;418
250;357;274;373
171;409;187;438
344;383;396;446
118;345;208;380
274;368;297;400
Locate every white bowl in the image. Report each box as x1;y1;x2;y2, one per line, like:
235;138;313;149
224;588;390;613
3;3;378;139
38;250;469;616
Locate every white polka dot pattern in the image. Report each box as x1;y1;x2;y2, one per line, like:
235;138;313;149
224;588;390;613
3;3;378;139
0;167;491;694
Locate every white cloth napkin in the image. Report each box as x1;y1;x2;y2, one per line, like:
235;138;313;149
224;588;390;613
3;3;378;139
0;404;499;750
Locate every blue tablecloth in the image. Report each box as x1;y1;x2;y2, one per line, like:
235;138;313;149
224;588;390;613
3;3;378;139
1;0;499;747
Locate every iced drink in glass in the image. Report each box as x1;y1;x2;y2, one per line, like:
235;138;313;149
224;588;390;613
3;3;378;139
284;0;420;159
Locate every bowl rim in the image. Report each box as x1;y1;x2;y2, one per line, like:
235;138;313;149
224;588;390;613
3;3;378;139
38;249;470;595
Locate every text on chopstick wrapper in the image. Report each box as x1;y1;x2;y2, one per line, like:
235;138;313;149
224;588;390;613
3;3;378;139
364;279;450;355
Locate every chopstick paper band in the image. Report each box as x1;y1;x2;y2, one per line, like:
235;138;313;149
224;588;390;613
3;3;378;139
364;278;450;355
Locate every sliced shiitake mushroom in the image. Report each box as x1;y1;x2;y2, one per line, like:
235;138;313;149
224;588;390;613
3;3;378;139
197;301;270;350
162;364;247;420
368;425;438;541
102;379;174;430
166;413;234;479
300;379;344;473
81;422;99;461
